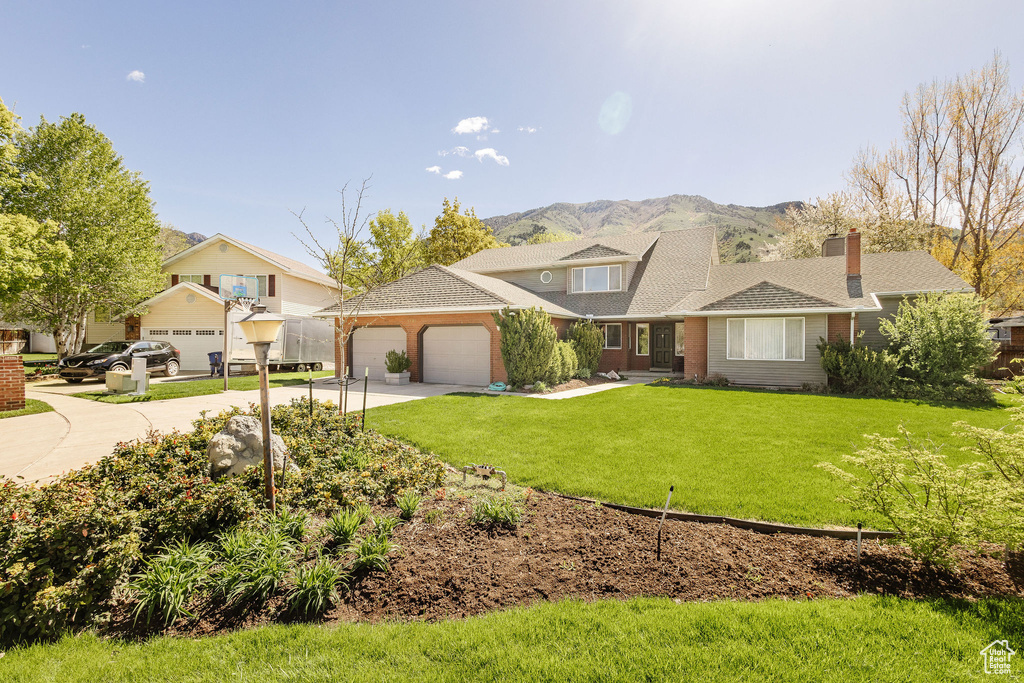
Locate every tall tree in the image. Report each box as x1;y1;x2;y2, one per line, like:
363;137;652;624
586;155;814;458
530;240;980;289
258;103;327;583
346;209;423;291
156;222;191;259
423;197;506;266
3;112;165;356
847;53;1024;312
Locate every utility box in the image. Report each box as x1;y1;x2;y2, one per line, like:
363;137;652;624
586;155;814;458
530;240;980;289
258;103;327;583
105;370;150;394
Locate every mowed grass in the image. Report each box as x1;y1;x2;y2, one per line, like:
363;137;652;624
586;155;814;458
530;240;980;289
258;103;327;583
368;384;1015;528
72;371;332;404
0;399;53;420
6;597;1021;682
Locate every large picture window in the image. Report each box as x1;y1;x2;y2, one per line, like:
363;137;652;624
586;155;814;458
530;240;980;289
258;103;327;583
726;317;805;361
636;323;650;356
601;323;622;349
571;265;622;293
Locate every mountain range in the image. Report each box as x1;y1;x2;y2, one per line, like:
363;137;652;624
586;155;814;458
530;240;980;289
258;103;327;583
483;194;801;263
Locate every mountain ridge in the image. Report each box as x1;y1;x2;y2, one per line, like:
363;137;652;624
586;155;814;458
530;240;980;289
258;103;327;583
483;194;801;263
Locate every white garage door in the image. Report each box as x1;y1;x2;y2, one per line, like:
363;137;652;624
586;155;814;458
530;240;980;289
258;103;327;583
423;326;490;386
352;327;406;380
142;328;222;371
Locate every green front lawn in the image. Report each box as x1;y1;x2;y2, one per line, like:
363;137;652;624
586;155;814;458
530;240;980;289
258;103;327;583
72;371;332;404
368;384;1015;528
6;597;1020;682
20;353;58;363
0;398;53;419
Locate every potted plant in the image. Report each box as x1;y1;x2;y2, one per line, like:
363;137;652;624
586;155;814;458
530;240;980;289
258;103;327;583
384;349;412;385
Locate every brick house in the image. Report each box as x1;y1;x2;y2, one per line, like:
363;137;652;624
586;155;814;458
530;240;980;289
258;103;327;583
316;228;970;387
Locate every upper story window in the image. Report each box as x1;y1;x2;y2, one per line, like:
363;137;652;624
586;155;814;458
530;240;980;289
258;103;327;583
178;274;204;284
571;264;622;293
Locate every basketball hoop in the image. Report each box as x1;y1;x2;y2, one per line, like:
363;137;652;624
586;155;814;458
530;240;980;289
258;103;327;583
236;297;257;314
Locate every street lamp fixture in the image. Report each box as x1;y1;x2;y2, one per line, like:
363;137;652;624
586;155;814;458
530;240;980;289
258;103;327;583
238;303;285;513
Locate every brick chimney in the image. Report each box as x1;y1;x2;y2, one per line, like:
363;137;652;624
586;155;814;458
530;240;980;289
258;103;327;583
846;228;861;279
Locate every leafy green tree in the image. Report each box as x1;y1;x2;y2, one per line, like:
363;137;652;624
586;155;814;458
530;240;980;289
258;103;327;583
423;197;506;266
0;214;50;304
491;306;556;386
526;231;573;245
4;112;165;356
568;319;604;375
347;209;423;291
880;292;996;389
156;222;191;259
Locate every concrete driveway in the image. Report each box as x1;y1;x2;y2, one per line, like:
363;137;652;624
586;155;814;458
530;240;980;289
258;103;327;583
2;375;474;484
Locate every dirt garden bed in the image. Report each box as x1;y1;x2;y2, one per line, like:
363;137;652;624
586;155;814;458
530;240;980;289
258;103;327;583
107;487;1021;638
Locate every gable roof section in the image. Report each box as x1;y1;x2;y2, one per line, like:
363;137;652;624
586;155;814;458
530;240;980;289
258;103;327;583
700;281;835;311
452;232;658;272
558;244;631;261
162;233;339;289
314;265;577;317
668;251;971;314
139;281;223;308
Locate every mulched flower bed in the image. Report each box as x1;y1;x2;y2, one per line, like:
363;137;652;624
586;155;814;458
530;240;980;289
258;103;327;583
522;376;617;394
108;490;1021;638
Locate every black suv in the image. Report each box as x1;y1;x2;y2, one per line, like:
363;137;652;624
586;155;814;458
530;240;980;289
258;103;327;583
58;341;181;383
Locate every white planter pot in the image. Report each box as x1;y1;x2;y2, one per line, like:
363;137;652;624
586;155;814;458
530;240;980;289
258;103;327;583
384;371;410;385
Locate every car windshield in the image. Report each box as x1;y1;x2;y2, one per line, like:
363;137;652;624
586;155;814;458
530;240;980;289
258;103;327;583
86;342;132;354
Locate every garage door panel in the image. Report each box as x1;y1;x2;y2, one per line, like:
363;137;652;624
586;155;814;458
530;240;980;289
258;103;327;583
352;327;406;381
423;326;490;386
142;328;222;371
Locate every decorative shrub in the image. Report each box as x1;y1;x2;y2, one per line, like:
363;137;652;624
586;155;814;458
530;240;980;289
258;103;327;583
548;341;578;384
568;319;604;375
533;381;549;393
470;497;523;529
817;334;898;397
881;292;997;393
492;306;556;386
384;349;411;374
577;367;592;380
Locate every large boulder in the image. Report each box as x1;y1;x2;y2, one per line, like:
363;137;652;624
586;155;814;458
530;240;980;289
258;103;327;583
207;415;296;479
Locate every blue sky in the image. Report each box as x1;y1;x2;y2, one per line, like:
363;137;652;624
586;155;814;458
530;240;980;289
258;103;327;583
3;1;1023;265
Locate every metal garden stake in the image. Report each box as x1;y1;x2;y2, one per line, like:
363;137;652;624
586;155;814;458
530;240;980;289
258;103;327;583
657;485;674;561
856;522;863;566
308;367;313;419
361;367;368;431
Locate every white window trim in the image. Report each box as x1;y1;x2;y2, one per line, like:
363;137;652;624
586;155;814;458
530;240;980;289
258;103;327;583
244;274;270;298
177;274;205;285
726;317;806;362
571;264;623;294
636;323;650;356
602;323;622;349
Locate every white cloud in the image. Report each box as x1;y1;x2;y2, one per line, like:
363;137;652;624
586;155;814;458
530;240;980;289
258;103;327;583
438;146;470;157
452;116;489;135
491;128;501;134
425;166;441;174
126;70;145;83
474;148;510;166
443;170;463;180
518;126;537;133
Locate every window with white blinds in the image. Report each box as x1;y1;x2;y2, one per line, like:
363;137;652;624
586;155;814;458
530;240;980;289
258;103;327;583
726;318;805;361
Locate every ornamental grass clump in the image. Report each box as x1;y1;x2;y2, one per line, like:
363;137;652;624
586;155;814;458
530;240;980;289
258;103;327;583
215;527;295;604
470;497;523;529
324;506;368;548
349;533;398;573
396;490;422;520
287;554;348;616
129;539;214;626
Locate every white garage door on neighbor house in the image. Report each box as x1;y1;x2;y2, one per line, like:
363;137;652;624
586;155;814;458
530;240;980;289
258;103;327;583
422;325;490;386
351;327;407;380
142;328;222;371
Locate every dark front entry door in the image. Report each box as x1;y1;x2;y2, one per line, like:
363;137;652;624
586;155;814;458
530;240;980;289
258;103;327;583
652;324;672;369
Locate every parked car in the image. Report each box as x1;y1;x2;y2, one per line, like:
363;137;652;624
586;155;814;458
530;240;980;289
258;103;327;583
58;341;181;383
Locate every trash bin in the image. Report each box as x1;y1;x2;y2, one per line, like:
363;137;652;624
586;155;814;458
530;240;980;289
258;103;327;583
208;351;223;377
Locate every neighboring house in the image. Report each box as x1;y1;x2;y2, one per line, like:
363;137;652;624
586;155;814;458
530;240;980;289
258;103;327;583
316;228;969;387
85;234;342;370
983;314;1024;378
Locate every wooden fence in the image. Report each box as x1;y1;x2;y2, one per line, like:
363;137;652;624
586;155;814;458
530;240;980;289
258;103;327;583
979;344;1024;379
0;329;29;356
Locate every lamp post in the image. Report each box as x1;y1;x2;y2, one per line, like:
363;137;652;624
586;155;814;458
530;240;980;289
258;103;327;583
237;303;285;513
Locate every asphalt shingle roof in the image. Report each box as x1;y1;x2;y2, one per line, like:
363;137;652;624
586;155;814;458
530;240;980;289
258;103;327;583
559;244;631;261
452;233;658;271
669;251;970;313
699;281;836;311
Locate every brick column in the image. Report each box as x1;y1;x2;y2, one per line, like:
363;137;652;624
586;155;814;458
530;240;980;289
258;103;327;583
0;356;26;412
683;317;707;379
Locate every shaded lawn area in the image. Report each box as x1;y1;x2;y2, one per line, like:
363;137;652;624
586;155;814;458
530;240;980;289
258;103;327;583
0;398;53;419
71;371;332;404
7;597;1021;682
368;384;1015;528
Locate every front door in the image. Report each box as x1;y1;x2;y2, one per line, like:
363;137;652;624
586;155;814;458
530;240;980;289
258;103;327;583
652;324;672;369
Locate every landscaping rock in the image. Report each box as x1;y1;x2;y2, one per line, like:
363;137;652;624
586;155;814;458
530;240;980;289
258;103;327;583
207;415;295;479
606;370;620;381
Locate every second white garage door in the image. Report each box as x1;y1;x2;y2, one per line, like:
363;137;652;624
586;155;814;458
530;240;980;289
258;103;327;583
422;325;490;386
142;328;222;371
351;327;406;380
